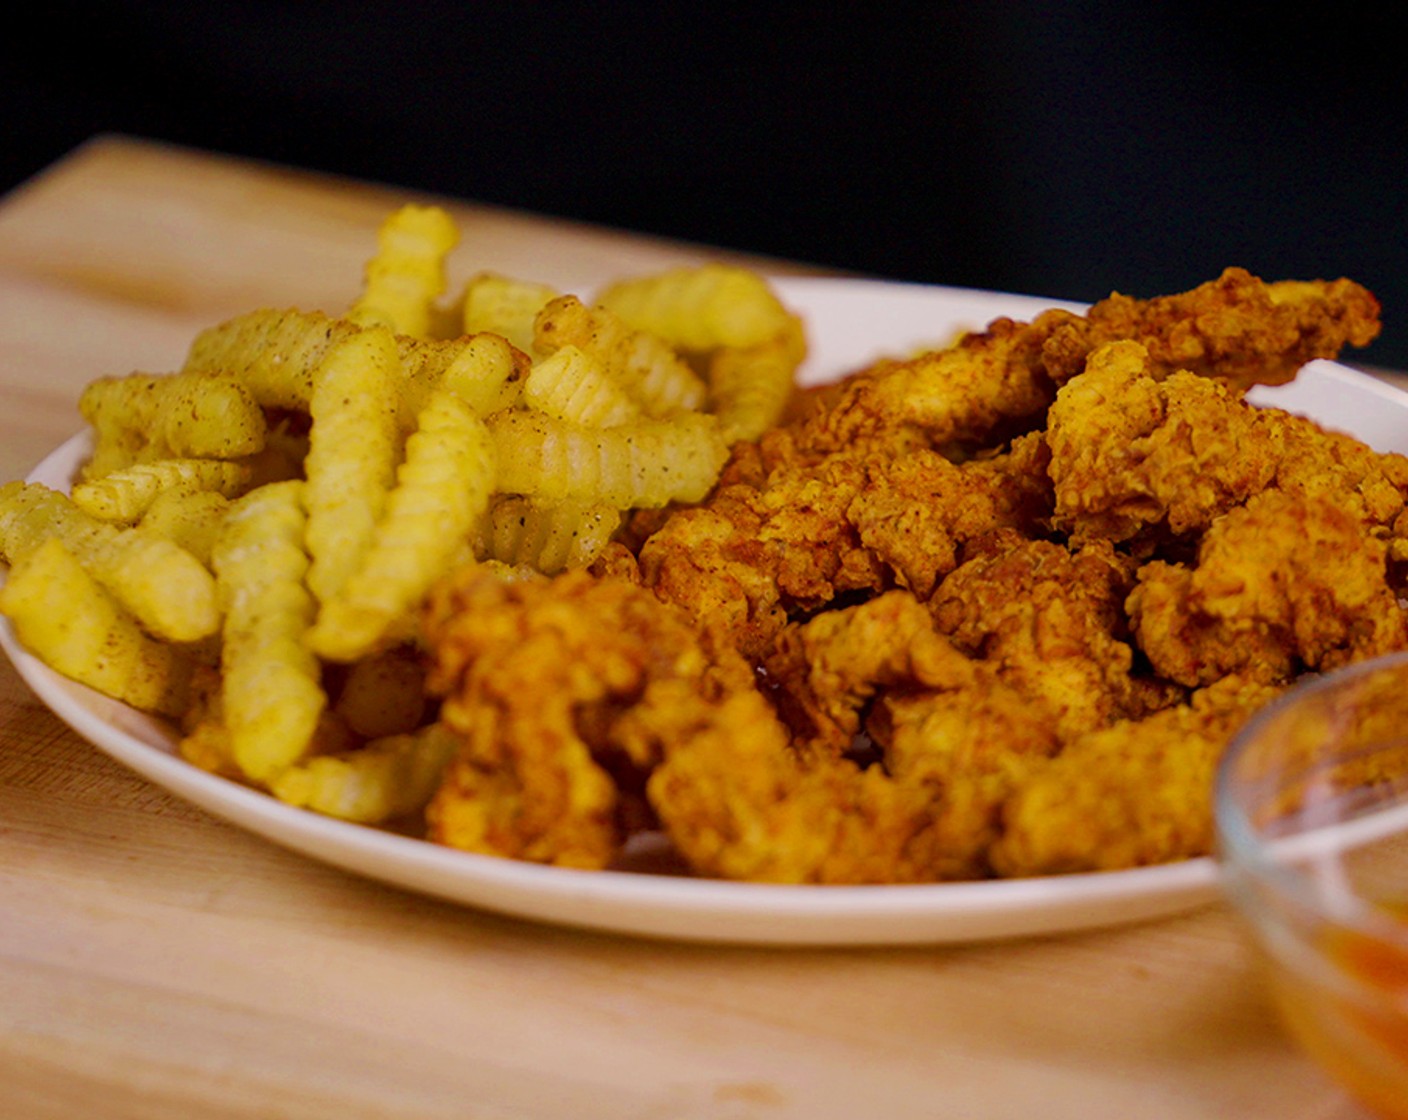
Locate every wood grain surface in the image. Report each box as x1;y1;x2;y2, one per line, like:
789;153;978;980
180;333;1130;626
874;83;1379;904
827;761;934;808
0;135;1384;1120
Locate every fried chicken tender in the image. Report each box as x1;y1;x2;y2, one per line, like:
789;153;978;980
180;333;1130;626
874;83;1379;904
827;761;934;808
989;676;1284;876
422;569;965;883
1046;339;1279;545
1262;408;1408;530
633;460;871;664
783;311;1076;458
645;686;948;884
638;435;1052;661
761;590;976;757
757;590;1065;879
929;529;1178;736
1048;337;1408;553
845;433;1054;600
871;686;1062;880
1041;267;1381;390
786;267;1379;462
421;567;753;868
1129;489;1408;688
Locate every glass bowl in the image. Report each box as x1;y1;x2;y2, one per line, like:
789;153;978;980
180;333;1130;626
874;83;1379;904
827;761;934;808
1216;652;1408;1119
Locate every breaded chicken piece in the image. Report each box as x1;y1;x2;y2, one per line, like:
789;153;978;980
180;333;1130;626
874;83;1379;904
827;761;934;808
1262;407;1408;530
929;529;1178;737
421;567;753;868
989;675;1285;876
647;656;1054;884
1041;267;1381;390
646;686;950;884
638;436;1052;661
758;588;1072;879
870;685;1063;880
1048;337;1408;552
783;311;1077;458
761;590;978;757
788;267;1378;462
636;455;877;663
717;589;1064;880
1129;489;1408;688
650;682;1063;885
1046;339;1279;545
846;433;1054;600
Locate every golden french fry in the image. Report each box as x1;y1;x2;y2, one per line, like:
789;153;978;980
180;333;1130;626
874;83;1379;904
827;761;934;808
0;537;193;716
522;345;642;428
302;326;404;605
81;423;147;482
595;263;795;351
138;486;232;568
707;312;807;442
488;410;728;508
270;722;460;824
481;494;623;574
183;308;363;412
308;389;496;662
0;481;219;643
461;272;560;354
71;458;251;523
185;308;506;420
78;371;267;470
347;204;460;338
533;295;707;417
440;331;525;416
212;479;325;783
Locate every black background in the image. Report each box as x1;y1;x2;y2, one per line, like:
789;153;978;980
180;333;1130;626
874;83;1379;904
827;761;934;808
6;3;1407;367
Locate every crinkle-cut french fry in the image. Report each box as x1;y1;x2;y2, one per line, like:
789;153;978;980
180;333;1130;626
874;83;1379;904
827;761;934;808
474;559;547;584
332;645;428;740
595;263;795;351
212;480;325;783
461;272;560;354
522;345;642;428
0;537;193;716
441;331;526;416
78;371;267;468
347;204;460;338
303;327;403;605
308;390;496;663
481;494;623;574
532;296;707;417
707;312;808;443
179;707;358;780
184;308;502;421
138;486;231;569
0;481;219;643
82;424;147;482
488;410;728;509
183;308;363;412
270;722;460;824
71;458;252;523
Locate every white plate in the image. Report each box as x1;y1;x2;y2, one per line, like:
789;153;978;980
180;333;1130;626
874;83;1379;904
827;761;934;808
4;276;1404;946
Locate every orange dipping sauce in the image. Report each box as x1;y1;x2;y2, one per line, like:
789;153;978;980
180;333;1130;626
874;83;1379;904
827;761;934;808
1269;899;1408;1120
